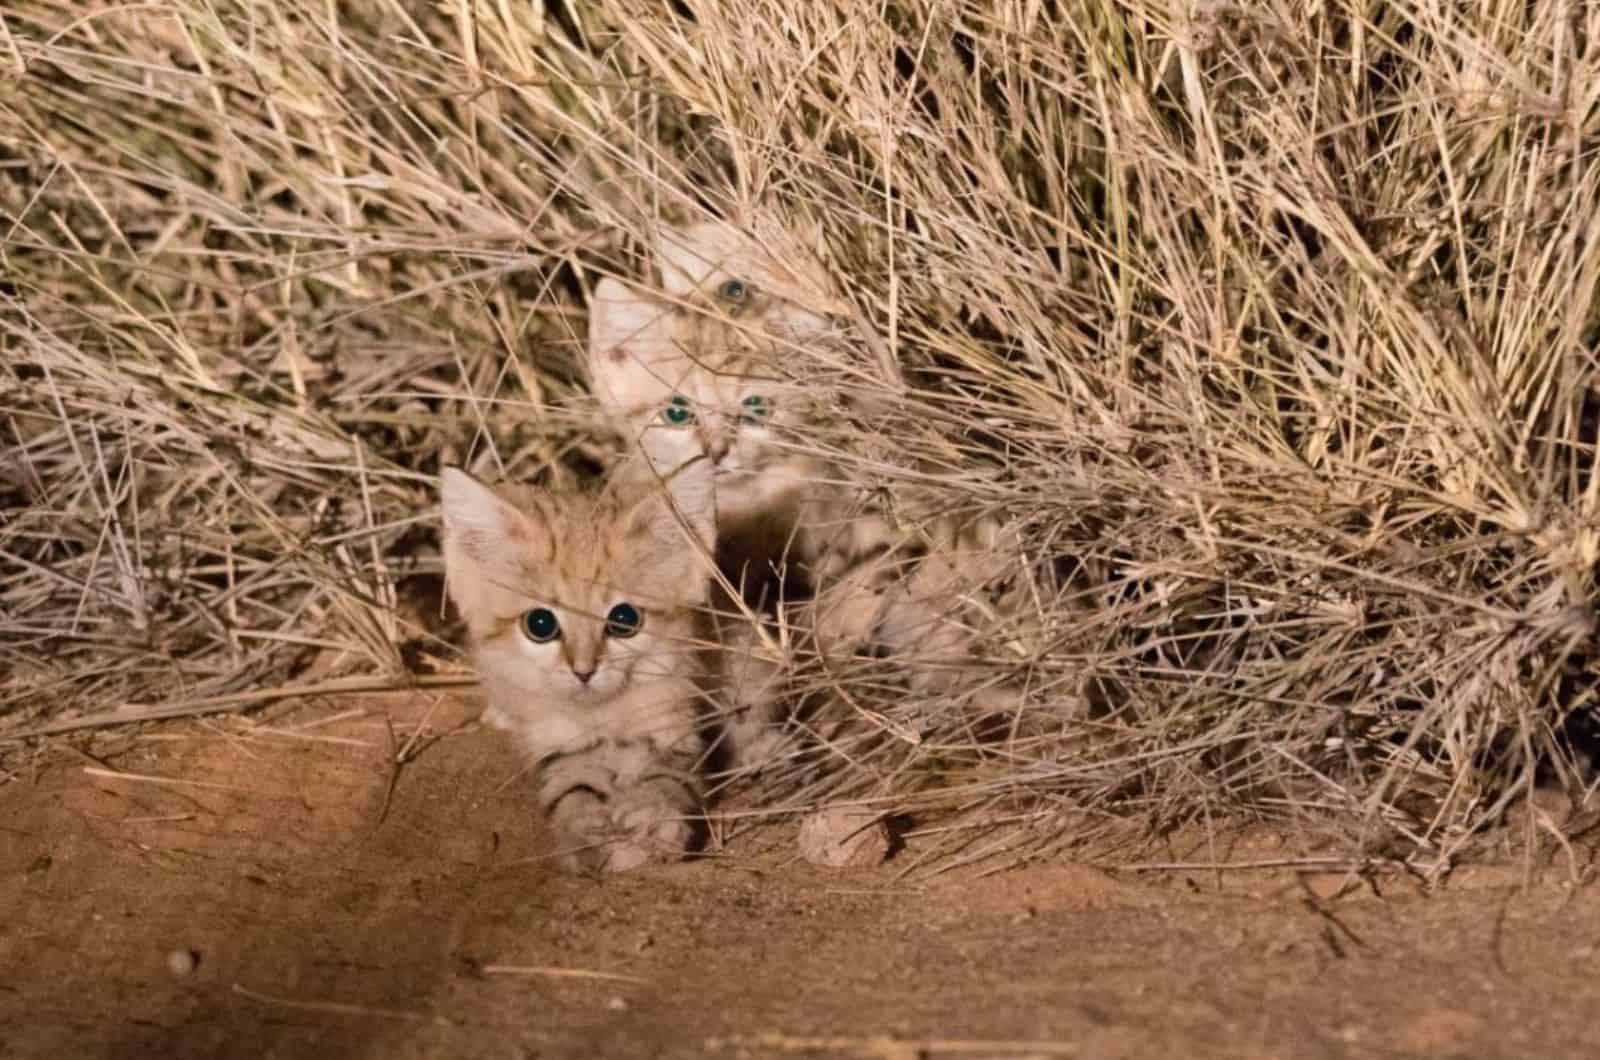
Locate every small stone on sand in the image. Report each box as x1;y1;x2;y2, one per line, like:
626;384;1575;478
798;806;891;869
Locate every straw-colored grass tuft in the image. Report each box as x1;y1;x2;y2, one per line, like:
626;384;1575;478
5;0;1599;870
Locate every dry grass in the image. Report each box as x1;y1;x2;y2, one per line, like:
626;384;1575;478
4;0;1599;871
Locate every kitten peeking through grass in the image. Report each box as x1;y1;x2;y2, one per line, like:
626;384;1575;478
440;460;718;874
590;220;1036;751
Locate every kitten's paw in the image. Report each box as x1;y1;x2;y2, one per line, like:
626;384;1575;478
551;811;689;875
555;841;613;876
606;785;701;871
548;794;617;875
547;782;700;874
603;815;698;873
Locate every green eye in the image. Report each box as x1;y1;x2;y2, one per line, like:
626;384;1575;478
662;394;695;426
521;608;561;643
716;278;750;303
604;602;643;638
740;395;772;423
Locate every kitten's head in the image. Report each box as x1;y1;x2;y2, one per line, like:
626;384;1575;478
588;220;844;521
440;462;716;708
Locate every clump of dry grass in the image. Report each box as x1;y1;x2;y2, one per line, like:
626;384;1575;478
4;0;1598;871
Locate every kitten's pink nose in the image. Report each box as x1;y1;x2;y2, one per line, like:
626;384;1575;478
572;668;595;685
705;436;730;464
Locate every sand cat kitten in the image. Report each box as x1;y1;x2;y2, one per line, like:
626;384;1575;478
588;222;887;770
588;220;1024;736
589;222;911;593
588;223;866;578
440;461;717;873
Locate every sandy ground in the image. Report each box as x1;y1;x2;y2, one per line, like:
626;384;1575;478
3;692;1599;1060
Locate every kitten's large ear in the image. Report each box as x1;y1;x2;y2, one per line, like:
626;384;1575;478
655;221;740;298
625;458;717;601
588;277;678;415
440;468;540;622
589;278;667;363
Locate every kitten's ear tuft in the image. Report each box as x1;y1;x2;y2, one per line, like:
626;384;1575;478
440;469;550;635
656;221;742;298
589;278;665;365
441;467;499;534
624;458;717;591
440;467;532;567
589;278;680;418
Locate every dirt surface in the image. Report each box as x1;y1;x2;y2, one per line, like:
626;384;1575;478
3;693;1598;1060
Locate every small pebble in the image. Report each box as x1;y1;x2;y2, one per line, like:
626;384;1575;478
798;806;892;869
606;996;628;1011
166;949;198;976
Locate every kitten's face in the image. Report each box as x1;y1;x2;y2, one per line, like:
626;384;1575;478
620;349;807;521
440;465;716;710
589;221;843;522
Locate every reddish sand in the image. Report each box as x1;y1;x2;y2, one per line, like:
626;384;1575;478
3;693;1597;1059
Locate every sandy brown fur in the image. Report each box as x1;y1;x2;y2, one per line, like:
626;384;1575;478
587;221;1033;771
441;464;719;873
